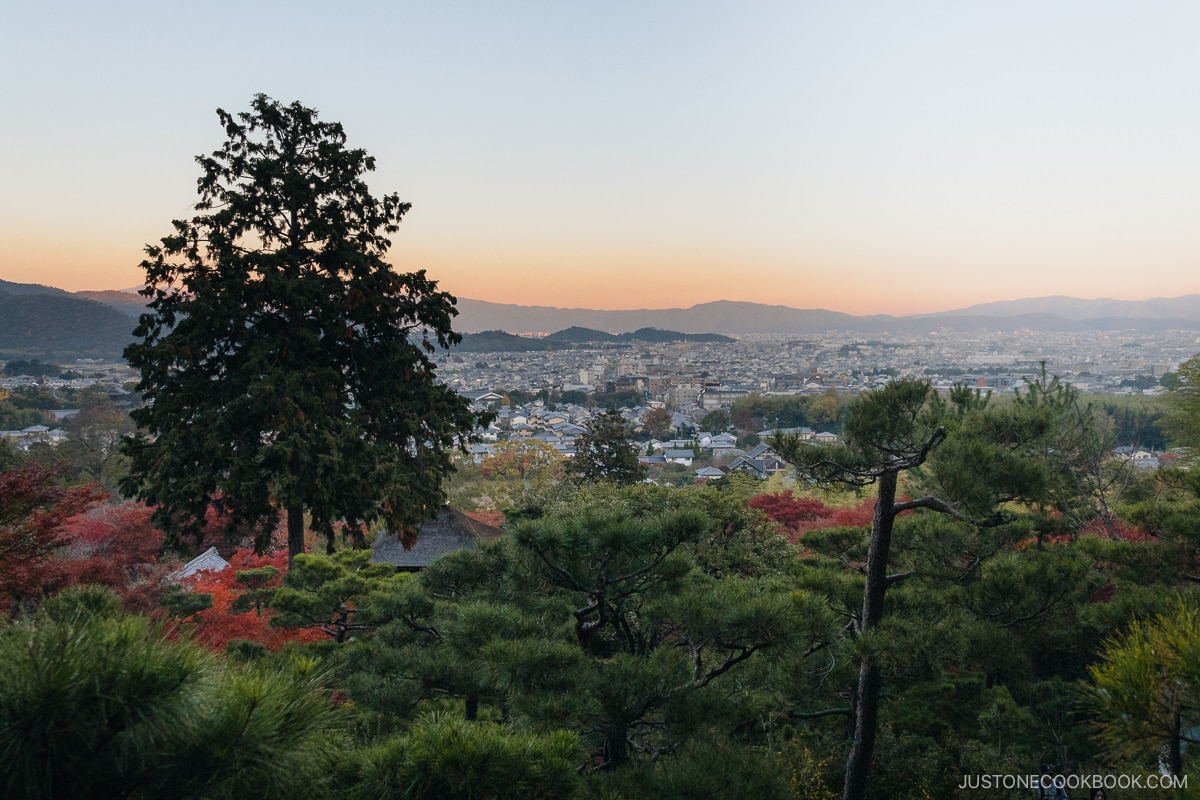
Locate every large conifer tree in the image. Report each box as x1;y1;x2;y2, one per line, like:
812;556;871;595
123;95;486;563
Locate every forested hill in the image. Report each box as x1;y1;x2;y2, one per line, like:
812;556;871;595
453;330;572;353
0;279;75;298
618;327;734;343
453;327;734;351
74;289;147;317
0;288;134;360
543;327;734;344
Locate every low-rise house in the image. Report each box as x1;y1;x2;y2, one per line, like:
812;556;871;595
459;389;505;409
663;449;695;466
757;427;814;440
728;451;789;478
746;443;780;460
1113;446;1163;469
693;466;726;482
467;443;495;464
0;425;64;449
708;432;738;452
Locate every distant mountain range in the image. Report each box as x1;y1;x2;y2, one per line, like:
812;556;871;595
918;295;1200;321
453;296;1200;336
2;277;1199;360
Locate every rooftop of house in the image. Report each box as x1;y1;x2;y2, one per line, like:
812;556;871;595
167;546;231;582
371;508;504;571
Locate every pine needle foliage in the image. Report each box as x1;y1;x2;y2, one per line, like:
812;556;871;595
0;587;342;799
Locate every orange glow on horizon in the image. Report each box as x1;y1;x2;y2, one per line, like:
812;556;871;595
3;234;1196;319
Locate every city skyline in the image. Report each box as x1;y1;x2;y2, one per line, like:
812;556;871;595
3;2;1199;316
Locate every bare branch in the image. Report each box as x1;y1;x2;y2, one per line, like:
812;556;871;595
792;707;851;720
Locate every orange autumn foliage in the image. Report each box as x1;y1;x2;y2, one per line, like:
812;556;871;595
181;549;324;652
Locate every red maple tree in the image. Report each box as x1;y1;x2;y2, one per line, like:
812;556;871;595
0;463;104;613
52;501;174;613
180;549;325;652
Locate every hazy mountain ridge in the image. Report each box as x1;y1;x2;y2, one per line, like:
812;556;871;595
75;289;147;317
453;298;883;335
3;278;1200;360
453;296;1200;335
918;294;1200;321
0;280;74;298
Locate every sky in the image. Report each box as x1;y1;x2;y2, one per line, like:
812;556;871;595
2;1;1199;316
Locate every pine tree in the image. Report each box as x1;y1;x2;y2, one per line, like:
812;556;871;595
1162;354;1200;456
772;378;1086;800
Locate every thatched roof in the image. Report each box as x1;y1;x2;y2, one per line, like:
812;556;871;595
371;508;503;570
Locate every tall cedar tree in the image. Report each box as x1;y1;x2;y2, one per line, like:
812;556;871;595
123;95;488;564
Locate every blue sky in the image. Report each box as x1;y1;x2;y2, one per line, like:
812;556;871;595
2;1;1198;314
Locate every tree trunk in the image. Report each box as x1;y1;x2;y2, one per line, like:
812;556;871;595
465;693;479;721
287;502;305;568
1169;707;1183;777
842;469;898;800
604;724;629;767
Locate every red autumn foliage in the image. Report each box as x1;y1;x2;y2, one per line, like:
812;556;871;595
463;509;505;528
1014;514;1152;551
749;491;834;530
191;500;290;558
1079;514;1153;543
826;500;877;529
0;463;105;613
749;491;876;544
181;549;324;652
51;501;175;613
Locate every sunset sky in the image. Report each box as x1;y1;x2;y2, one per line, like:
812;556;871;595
3;2;1198;316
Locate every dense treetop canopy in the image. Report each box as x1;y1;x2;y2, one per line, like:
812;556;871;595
123;95;487;559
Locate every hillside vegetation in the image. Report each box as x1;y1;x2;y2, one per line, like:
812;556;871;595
0;290;134;360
